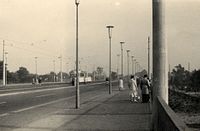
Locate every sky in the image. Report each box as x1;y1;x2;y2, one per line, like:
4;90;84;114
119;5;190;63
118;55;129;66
0;0;200;75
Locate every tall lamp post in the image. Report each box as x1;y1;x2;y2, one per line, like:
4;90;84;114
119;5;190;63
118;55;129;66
133;59;136;75
53;60;56;82
131;56;134;75
126;50;130;77
120;42;125;78
58;56;63;82
2;40;5;86
5;52;8;85
35;57;38;83
75;0;80;109
117;54;120;79
148;36;151;79
106;25;114;94
135;61;138;75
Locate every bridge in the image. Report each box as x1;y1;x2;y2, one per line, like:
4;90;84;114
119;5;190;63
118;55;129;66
0;0;196;131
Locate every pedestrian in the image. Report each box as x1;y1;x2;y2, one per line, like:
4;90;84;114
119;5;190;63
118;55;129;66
129;75;138;102
118;77;124;91
140;74;150;103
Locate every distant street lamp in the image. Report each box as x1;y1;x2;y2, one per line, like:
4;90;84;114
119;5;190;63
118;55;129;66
5;52;8;85
2;40;5;86
126;50;130;77
131;56;134;75
35;57;38;83
134;59;136;75
120;42;125;78
58;56;63;82
106;25;114;94
53;60;56;82
117;54;120;78
75;0;80;109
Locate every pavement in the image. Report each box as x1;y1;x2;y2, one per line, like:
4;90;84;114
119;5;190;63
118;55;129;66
1;84;152;131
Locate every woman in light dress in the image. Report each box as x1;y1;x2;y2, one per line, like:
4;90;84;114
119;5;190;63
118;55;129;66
119;77;124;91
129;75;138;102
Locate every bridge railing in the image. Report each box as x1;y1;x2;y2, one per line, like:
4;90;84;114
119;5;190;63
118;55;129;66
156;96;191;131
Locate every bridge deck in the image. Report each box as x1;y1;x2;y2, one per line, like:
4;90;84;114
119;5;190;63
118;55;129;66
56;88;152;131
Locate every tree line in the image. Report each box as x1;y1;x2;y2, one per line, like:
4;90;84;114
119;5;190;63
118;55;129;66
169;64;200;92
0;61;118;84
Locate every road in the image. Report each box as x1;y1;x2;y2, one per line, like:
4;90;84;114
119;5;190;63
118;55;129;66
0;82;112;130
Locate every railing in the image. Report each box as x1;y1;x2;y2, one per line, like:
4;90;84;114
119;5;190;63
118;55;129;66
156;96;191;131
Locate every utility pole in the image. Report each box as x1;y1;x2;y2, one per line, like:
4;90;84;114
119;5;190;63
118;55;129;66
120;42;125;78
152;0;168;130
58;56;63;82
35;57;38;83
5;52;8;85
53;60;55;82
106;25;114;94
2;40;5;86
126;50;130;77
148;36;151;79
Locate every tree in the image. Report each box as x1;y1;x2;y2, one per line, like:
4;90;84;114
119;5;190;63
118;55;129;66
190;69;200;92
171;64;191;90
111;71;117;80
16;67;32;83
96;67;103;75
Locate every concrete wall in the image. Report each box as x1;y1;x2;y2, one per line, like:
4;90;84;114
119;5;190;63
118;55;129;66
157;96;191;131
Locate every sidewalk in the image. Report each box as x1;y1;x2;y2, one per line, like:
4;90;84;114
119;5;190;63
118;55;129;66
14;87;152;131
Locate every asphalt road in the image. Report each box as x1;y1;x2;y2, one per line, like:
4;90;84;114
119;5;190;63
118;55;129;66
0;82;113;128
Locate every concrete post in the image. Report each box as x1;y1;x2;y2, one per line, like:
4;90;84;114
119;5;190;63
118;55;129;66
148;37;151;79
2;40;5;86
75;0;80;109
120;42;125;78
152;0;168;130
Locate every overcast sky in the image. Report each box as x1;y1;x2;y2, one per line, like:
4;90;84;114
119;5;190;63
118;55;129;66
0;0;200;75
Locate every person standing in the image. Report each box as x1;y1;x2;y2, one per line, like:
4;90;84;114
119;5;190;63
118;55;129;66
140;74;150;103
118;77;124;91
129;75;138;102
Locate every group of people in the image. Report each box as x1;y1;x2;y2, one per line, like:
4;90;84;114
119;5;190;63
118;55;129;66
118;74;151;103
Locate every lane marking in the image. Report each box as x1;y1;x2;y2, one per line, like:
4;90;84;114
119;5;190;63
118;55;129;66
36;94;54;98
0;86;73;97
0;102;7;105
0;82;105;97
12;96;75;113
0;113;9;117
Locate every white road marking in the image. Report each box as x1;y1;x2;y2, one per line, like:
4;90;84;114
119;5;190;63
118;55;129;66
12;96;75;113
36;94;54;98
0;113;9;117
0;86;73;97
0;82;105;97
0;102;7;105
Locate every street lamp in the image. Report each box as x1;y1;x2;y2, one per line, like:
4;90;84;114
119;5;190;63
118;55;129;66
134;59;136;75
126;50;130;77
120;42;125;78
5;52;8;85
58;56;63;82
53;60;56;82
106;25;114;94
116;54;120;79
34;57;38;83
131;56;134;75
75;0;80;109
2;40;5;86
